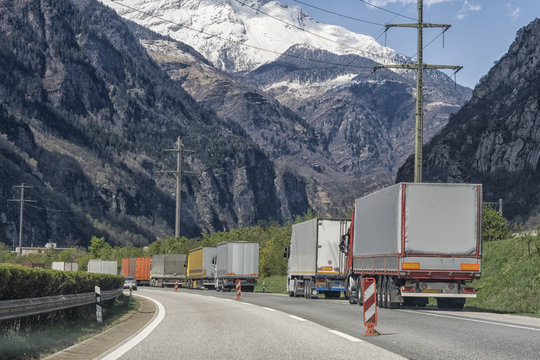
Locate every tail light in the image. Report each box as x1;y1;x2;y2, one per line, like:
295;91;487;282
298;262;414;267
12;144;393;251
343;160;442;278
461;287;476;294
401;286;416;293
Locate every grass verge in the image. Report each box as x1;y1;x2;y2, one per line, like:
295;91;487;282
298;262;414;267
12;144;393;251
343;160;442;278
466;236;540;316
255;275;287;294
1;294;139;359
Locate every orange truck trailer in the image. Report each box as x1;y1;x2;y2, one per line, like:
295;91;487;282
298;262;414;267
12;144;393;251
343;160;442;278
121;257;151;285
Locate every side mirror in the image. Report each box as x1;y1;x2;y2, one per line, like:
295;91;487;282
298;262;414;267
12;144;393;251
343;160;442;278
283;247;289;259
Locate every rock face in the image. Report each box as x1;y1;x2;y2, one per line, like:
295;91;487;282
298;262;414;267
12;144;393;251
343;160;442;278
116;0;470;206
240;45;470;182
0;0;295;247
397;19;540;221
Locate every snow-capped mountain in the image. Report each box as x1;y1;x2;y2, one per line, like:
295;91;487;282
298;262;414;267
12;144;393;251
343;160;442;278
101;0;404;72
102;0;471;208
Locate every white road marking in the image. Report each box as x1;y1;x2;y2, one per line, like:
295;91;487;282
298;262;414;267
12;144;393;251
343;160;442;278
402;310;540;332
328;330;363;342
262;306;277;312
99;294;166;360
289;315;308;322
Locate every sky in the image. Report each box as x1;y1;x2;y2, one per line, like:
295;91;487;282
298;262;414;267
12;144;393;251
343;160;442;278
279;0;539;89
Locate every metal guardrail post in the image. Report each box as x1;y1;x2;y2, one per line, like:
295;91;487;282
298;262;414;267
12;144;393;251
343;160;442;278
95;286;102;323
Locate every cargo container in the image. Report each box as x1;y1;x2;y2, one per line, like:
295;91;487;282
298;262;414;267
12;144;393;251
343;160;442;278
215;242;259;292
120;257;151;285
286;219;349;298
186;247;216;289
87;259;117;275
344;183;482;310
150;254;186;287
121;258;133;277
52;262;79;271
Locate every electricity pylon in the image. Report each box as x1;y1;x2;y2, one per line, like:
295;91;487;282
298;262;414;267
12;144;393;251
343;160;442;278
374;0;462;183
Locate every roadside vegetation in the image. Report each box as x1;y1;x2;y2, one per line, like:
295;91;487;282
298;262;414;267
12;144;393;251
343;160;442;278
1;206;538;316
1;294;138;360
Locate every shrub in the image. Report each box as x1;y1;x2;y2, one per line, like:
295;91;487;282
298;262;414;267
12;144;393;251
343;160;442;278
0;265;123;300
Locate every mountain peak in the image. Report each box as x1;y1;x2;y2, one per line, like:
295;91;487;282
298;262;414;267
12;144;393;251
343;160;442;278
101;0;401;72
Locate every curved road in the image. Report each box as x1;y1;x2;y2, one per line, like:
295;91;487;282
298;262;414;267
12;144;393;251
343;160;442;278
99;288;540;360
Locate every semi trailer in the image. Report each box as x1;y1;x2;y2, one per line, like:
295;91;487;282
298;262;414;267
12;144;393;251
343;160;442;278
87;259;117;275
344;183;482;310
149;254;186;287
286;219;350;298
121;257;151;285
186;247;216;289
215;242;259;292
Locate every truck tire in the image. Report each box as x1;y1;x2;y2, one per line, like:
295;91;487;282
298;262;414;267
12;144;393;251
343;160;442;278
387;277;398;309
382;277;388;309
357;277;364;306
376;276;383;307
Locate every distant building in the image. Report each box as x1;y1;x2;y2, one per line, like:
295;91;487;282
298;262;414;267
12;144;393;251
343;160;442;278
14;242;74;256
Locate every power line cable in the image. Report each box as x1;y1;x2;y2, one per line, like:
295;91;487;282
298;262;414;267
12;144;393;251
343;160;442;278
292;0;385;26
357;0;417;21
109;0;375;70
232;0;393;61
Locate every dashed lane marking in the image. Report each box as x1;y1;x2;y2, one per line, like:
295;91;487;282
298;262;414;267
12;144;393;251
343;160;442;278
289;315;308;322
328;330;363;342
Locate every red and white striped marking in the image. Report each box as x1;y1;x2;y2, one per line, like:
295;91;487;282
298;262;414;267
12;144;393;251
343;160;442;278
362;277;379;336
236;279;241;300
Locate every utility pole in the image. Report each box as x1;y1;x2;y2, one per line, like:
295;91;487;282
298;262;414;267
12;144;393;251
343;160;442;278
160;136;197;238
374;0;462;183
8;183;37;256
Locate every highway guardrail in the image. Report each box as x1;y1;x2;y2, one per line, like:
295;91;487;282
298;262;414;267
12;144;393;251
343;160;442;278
0;288;123;321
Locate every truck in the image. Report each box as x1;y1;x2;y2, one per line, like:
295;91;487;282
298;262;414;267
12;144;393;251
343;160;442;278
286;219;350;299
344;183;482;310
87;259;117;275
149;254;186;287
186;247;216;289
121;257;151;285
215;241;259;292
52;262;79;271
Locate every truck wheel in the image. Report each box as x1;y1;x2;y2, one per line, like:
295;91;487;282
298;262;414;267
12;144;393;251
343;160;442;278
376;276;383;307
382;277;388;309
349;290;357;304
387;277;398;309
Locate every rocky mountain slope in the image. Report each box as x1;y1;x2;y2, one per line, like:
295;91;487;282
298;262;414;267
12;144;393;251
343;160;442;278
0;0;307;248
397;19;540;222
106;0;471;192
128;22;375;220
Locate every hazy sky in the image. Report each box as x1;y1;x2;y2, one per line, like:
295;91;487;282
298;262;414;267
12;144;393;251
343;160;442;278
279;0;539;89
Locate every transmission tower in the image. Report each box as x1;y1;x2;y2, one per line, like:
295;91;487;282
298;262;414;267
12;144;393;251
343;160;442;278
160;136;197;238
374;0;462;183
8;183;37;255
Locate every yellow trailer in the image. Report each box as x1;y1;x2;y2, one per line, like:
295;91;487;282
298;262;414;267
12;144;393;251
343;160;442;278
187;247;216;289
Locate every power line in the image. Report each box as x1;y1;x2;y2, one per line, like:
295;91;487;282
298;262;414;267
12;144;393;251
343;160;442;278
109;0;375;70
8;183;37;255
159;136;197;239
233;0;392;62
357;0;417;21
373;0;462;183
292;0;385;26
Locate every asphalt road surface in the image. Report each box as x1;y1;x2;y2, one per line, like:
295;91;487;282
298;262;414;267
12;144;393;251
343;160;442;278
99;288;540;360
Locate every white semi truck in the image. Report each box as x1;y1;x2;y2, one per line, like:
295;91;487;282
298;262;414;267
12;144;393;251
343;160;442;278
286;218;350;298
344;183;482;310
214;242;259;292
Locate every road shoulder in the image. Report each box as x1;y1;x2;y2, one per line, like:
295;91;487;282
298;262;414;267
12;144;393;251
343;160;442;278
45;293;156;360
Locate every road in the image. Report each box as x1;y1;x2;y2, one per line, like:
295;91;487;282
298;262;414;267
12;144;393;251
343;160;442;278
99;288;540;360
